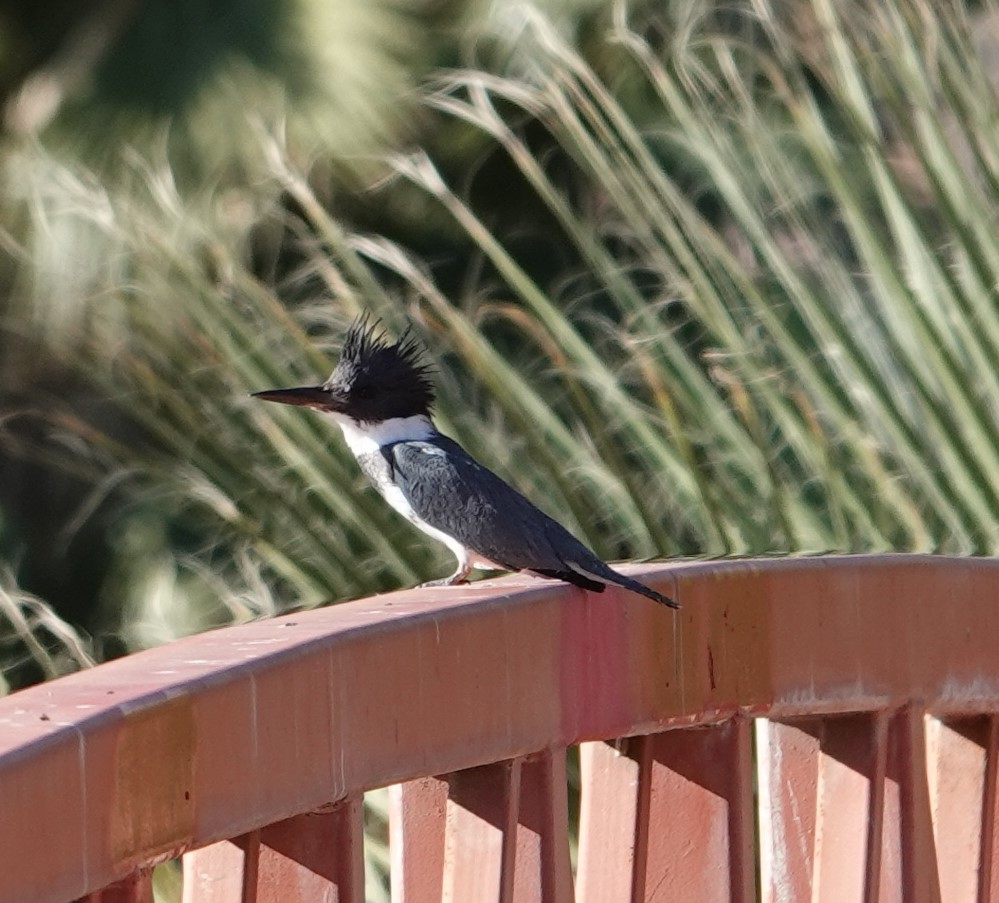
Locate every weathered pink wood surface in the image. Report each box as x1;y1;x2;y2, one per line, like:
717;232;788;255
2;555;999;902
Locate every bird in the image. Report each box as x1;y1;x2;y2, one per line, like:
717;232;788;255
253;316;679;608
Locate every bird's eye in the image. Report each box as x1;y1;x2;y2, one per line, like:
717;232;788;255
354;385;374;400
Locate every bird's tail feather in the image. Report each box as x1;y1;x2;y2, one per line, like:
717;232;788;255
605;572;679;608
568;561;680;609
534;561;680;609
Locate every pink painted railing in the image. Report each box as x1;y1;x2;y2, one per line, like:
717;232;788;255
2;555;999;902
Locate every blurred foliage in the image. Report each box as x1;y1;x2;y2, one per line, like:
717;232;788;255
0;0;483;679
5;0;999;897
5;0;999;662
0;570;94;692
0;0;479;182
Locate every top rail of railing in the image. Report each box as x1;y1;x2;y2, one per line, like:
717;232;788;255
2;554;998;902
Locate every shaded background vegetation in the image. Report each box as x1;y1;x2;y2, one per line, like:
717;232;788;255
4;0;999;674
4;0;999;896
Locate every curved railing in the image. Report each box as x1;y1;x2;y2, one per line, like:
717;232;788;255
2;555;999;902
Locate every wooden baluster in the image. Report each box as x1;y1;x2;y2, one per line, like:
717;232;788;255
577;720;755;903
512;749;573;903
926;716;991;903
183;796;363;903
442;759;520;903
980;717;999;902
757;716;877;903
390;777;448;903
78;869;153;903
392;753;572;903
257;799;364;902
183;831;260;903
878;707;941;903
576;739;644;902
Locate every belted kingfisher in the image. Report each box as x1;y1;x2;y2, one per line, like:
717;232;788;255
253;317;678;608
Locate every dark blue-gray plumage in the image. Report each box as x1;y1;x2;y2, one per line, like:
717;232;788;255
253;317;678;608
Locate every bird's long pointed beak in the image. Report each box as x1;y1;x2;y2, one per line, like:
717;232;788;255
251;386;333;408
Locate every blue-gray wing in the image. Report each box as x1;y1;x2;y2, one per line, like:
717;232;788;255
387;437;596;573
387;437;681;608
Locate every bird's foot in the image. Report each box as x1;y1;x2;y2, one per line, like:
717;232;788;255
419;569;471;588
